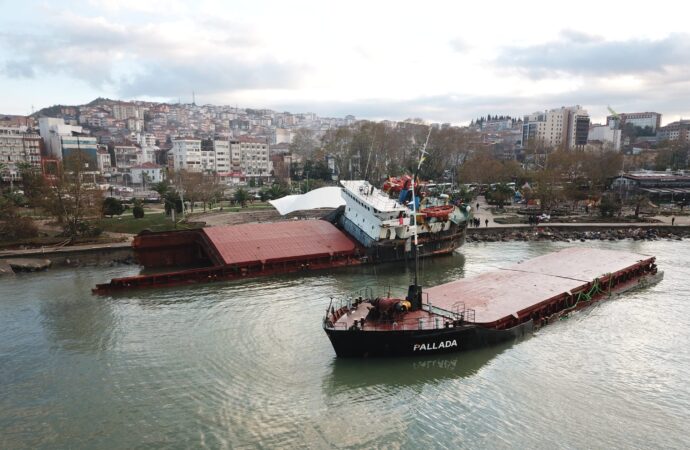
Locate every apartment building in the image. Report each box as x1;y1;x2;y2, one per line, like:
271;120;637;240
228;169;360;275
0;127;42;180
239;137;270;180
657;120;690;142
113;145;142;170
522;106;590;150
171;138;202;172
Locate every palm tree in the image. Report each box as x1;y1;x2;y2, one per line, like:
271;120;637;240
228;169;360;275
151;180;170;203
233;187;250;207
267;184;288;200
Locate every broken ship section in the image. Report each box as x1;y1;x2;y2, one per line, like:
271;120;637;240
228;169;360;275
93;221;361;294
323;248;662;357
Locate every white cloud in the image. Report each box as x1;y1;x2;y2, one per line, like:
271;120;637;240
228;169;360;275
1;0;690;124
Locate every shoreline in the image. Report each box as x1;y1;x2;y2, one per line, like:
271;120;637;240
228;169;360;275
1;223;688;271
467;224;690;243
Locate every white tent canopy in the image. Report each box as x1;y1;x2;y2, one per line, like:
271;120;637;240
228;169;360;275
269;186;346;215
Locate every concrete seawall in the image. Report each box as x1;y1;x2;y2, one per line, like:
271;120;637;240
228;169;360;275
0;242;134;267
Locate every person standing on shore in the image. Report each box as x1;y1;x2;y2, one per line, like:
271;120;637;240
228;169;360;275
485;218;489;227
672;216;676;226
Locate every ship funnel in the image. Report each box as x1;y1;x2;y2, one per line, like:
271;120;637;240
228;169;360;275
407;284;423;310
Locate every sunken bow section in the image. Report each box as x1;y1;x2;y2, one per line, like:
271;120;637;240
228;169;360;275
93;221;362;294
323;248;662;357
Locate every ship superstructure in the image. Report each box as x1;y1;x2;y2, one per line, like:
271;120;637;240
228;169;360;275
338;180;470;262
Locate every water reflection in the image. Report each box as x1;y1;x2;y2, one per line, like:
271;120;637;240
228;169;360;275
324;341;514;391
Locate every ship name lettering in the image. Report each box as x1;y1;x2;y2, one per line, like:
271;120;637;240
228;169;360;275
413;340;458;351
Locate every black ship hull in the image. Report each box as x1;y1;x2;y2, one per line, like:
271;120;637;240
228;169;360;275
323;321;533;358
336;212;467;264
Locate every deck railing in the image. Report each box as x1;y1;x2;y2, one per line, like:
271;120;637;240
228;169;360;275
324;286;476;331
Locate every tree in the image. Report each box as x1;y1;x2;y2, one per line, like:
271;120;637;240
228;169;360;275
141;172;151;191
486;183;514;208
151;180;171;202
233;187;250;207
267;183;289;200
132;199;145;219
44;151;104;238
0;193;38;240
102;197;124;217
289;128;318;158
176;170;203;212
654;142;688;171
600;193;621;218
163;189;183;216
198;174;223;212
533;169;562;211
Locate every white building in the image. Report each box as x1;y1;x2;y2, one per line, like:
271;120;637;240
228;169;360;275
131;163;165;185
38;117;85;159
112;103;146;120
0;127;42;181
239;137;271;181
171;138;202;172
212;140;234;173
274;128;293;144
97;147;112;173
588;125;621;151
522;106;589;150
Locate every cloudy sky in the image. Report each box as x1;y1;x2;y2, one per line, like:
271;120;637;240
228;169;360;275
2;0;690;125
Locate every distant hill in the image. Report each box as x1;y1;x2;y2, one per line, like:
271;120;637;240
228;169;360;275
31;104;66;118
86;97;113;107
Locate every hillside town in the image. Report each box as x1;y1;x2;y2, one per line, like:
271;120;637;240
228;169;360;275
1;98;690;244
1;99;687;188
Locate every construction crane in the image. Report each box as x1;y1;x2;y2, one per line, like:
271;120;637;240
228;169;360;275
607;105;621;129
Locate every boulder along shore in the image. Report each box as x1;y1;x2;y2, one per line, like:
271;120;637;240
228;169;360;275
466;226;689;243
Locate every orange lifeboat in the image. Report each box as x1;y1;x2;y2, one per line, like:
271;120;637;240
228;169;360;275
383;175;412;193
421;205;454;220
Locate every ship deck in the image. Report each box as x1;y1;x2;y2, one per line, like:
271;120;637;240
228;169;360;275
202;220;356;266
425;247;654;326
328;247;656;332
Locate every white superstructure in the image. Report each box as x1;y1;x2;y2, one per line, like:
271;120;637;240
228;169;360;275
340;180;466;243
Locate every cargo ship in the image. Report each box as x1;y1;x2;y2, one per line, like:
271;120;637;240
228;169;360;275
93;176;469;294
322;247;662;357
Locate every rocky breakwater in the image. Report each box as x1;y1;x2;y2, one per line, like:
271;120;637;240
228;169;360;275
466;227;690;243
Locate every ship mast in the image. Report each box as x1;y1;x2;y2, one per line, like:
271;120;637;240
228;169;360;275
410;126;432;289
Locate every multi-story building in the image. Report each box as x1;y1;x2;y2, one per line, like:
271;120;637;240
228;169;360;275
112;103;146;120
60;134;99;170
587;124;622;151
38;117;83;158
522;112;547;147
522;106;589;150
657;120;690;142
239;137;271;181
171;138;202;172
607;112;662;132
212;139;233;173
97;147;112;173
568;108;590;150
0;127;42;180
113;145;142;170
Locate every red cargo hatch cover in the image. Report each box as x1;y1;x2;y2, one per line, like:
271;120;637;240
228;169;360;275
202;220;356;266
